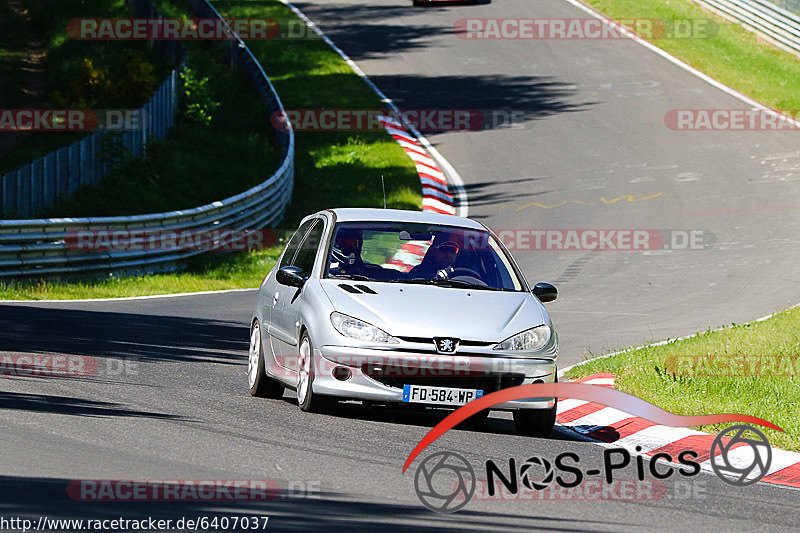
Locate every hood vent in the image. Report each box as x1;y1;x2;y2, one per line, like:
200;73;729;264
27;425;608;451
337;283;378;294
338;284;362;294
355;285;377;294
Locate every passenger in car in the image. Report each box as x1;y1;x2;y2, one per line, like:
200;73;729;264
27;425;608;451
408;234;460;279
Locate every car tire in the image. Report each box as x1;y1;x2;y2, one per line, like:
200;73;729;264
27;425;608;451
513;402;557;437
297;331;336;413
248;321;284;398
513;375;558;437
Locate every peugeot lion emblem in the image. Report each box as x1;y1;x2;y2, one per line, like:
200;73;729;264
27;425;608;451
433;338;459;354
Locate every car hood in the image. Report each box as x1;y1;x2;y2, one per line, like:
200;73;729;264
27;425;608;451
319;279;549;342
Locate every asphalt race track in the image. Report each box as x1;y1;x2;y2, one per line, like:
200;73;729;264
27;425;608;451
2;0;800;530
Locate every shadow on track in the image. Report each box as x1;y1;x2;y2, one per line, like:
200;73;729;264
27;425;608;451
0;474;630;532
0;391;184;419
0;304;248;365
368;73;592;129
275;395;582;443
271;2;594;130
461;177;557;209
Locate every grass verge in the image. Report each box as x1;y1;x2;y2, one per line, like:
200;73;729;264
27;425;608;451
582;0;800;109
565;306;800;451
0;248;283;300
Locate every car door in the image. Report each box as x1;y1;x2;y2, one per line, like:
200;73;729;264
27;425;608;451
266;219;315;366
271;218;325;370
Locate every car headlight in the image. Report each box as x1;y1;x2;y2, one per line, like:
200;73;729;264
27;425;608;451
493;325;551;352
330;312;399;343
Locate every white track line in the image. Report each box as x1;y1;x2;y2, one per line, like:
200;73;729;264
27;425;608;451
0;287;257;304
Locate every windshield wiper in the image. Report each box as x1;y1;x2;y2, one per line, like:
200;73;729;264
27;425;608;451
329;274;373;281
406;278;500;291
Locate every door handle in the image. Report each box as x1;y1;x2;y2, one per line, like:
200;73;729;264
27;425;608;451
273;292;280;305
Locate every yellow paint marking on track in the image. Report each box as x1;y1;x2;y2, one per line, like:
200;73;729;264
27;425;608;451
515;200;594;211
514;192;663;211
599;192;664;204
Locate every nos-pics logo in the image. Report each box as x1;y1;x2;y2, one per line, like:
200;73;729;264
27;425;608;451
413;425;772;513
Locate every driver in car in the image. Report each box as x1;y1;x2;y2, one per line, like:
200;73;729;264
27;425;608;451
329;228;369;277
329;228;391;280
408;235;460;279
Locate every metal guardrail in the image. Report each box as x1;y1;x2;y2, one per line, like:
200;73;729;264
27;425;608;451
0;0;186;218
0;0;294;278
769;0;800;15
696;0;800;55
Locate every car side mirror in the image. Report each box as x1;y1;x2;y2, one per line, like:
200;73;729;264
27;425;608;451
532;282;557;303
276;266;306;288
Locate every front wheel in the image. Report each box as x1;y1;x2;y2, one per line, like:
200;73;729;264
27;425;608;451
513;403;557;437
514;374;558;437
248;321;284;398
297;332;336;413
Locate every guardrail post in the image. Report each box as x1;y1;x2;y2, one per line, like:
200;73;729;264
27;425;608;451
1;173;6;217
79;139;89;188
32;157;43;215
94;132;103;183
18;166;30;218
142;102;149;155
68;143;79;195
11;170;20;216
44;152;55;208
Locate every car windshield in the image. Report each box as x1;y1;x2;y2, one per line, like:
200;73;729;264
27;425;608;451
324;222;524;291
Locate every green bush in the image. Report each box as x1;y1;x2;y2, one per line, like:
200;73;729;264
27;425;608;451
179;66;220;126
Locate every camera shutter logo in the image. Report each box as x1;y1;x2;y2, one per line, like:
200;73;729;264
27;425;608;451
710;425;772;486
520;456;554;491
414;451;475;513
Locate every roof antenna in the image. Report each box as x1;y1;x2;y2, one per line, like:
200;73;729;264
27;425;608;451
381;175;387;209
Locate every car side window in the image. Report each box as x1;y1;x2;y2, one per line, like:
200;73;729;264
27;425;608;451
292;221;324;276
279;220;314;268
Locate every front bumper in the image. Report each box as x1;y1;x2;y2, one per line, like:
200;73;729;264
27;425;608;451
312;345;557;410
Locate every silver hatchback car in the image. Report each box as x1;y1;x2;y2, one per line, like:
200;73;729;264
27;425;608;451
248;208;560;436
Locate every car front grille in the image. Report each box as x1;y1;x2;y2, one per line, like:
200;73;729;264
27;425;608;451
396;336;495;347
361;363;524;392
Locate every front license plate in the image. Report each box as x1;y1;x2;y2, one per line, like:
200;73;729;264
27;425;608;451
402;384;484;405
